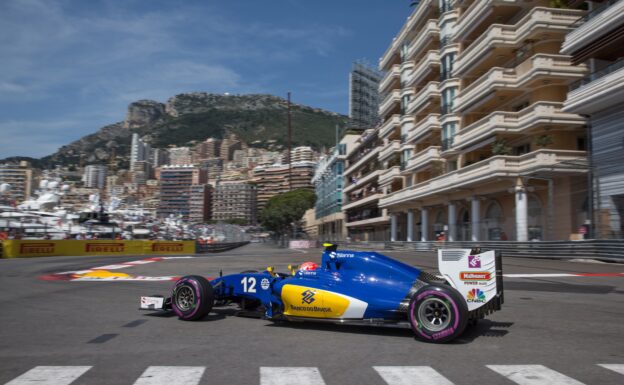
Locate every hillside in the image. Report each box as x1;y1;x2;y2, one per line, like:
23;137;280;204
25;93;348;167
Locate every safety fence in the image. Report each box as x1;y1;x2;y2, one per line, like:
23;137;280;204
196;241;250;253
341;240;624;262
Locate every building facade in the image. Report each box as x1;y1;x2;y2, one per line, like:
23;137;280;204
313;134;359;241
189;184;213;223
349;60;382;130
157;165;207;221
342;129;389;241
130;133;151;169
561;0;624;239
252;161;316;213
0;162;33;203
376;0;589;242
212;180;257;224
83;165;108;189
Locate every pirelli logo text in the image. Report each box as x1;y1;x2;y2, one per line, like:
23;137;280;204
20;243;55;254
460;272;492;281
151;243;184;252
85;243;125;253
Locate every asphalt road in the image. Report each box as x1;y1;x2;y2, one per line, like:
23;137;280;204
0;243;623;385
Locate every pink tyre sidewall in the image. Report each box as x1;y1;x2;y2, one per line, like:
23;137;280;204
409;289;461;342
172;277;203;319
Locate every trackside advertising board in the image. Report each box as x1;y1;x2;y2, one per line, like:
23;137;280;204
1;240;196;258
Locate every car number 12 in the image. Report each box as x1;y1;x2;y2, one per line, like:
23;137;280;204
241;276;256;293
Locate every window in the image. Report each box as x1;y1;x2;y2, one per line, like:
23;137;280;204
442;122;456;150
514;143;531;155
441;87;457;115
401;94;411;114
440;53;455;81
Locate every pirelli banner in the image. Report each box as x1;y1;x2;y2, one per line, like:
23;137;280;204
1;240;196;258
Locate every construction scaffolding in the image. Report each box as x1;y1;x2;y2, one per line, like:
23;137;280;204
349;60;382;130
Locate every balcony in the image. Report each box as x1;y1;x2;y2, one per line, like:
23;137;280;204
379;114;401;139
400;61;415;86
405;20;440;62
379;166;401;187
380;64;401;94
379;140;401;162
406;51;440;88
561;0;624;60
405;113;441;144
380;149;587;208
454;7;584;77
379;0;436;70
379;90;401;118
564;59;624;115
403;146;443;173
454;0;529;42
343;192;384;211
454;54;586;113
344;170;381;194
344;147;380;177
346;212;390;227
455;102;585;149
407;82;440;115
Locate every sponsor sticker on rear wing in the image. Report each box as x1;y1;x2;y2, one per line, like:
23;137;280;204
437;249;503;313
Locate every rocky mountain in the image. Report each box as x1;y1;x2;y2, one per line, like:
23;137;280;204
31;93;348;167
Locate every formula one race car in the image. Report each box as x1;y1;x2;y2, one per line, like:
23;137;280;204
140;244;503;343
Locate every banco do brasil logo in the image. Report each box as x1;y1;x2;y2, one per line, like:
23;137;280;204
301;290;316;304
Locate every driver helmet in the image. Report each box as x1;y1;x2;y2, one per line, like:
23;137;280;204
299;261;318;271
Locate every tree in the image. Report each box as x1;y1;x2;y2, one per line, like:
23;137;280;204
259;188;316;245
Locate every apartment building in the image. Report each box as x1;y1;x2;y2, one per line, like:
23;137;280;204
561;0;624;239
189;184;213;223
0;162;33;203
342;129;389;241
83;165;108;189
252;161;315;213
377;0;589;242
157;165;207;221
212;180;257;224
313;134;360;241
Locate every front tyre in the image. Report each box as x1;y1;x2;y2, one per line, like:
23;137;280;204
172;275;214;321
408;283;468;343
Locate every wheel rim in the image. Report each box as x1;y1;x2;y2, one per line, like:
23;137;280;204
418;297;451;332
175;285;195;311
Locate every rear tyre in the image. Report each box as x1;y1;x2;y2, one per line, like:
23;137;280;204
408;283;468;343
172;275;214;321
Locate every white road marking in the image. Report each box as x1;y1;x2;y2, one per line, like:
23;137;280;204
260;367;326;385
5;366;91;385
288;248;308;253
487;365;585;385
374;366;455;385
598;364;624;375
133;366;205;385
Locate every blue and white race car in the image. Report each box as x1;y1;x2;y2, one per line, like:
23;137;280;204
140;244;503;343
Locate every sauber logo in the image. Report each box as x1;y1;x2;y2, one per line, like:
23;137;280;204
151;243;184;252
85;243;125;253
20;243;55;254
460;272;492;281
301;289;316;304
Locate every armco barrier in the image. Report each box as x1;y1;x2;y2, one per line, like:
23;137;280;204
341;240;624;262
1;240;196;258
196;241;250;253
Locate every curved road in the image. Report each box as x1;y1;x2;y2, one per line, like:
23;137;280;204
0;243;622;384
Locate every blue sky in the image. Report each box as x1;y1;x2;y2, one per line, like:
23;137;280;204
0;0;412;159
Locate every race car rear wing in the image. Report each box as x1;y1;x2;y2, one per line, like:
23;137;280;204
438;249;504;317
